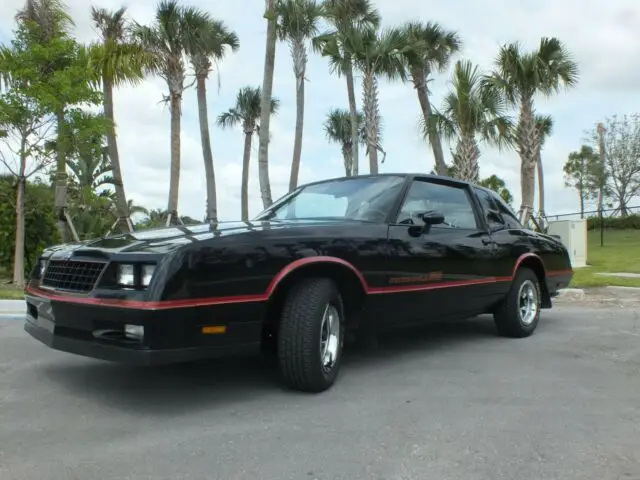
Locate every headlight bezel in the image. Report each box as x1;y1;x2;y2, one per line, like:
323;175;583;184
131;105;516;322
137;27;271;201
116;263;156;289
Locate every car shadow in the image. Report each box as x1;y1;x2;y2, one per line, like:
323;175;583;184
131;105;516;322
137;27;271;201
40;314;523;415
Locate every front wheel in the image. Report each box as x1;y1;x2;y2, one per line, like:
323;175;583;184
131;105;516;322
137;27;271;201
277;277;345;393
494;267;541;338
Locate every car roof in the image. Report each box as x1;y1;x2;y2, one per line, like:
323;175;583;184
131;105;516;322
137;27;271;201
298;173;478;189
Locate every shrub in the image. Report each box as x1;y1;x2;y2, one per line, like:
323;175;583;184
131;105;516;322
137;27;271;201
586;214;640;230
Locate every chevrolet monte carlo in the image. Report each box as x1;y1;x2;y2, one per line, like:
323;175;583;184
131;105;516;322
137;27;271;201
24;174;573;393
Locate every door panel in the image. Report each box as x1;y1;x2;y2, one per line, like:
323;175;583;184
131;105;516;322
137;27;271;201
372;179;497;329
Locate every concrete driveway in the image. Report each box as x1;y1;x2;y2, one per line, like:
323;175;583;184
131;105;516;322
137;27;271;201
1;302;639;480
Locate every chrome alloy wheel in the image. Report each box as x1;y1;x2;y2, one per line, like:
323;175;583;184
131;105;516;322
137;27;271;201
319;304;340;372
518;279;538;326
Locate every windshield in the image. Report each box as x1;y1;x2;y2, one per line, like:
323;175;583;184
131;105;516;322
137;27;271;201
254;175;406;222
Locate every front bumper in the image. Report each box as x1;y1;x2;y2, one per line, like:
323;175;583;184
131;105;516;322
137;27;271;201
23;288;264;366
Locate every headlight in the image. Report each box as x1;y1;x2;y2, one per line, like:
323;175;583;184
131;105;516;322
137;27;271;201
141;265;155;286
117;264;135;286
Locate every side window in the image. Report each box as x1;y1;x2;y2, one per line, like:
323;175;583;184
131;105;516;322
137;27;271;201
396;180;478;229
473;188;504;230
489;192;522;229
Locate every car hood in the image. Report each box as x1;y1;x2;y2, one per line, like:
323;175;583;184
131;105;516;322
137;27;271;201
42;219;363;257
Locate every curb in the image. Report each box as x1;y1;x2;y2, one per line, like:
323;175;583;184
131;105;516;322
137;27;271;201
0;299;26;315
605;285;640;291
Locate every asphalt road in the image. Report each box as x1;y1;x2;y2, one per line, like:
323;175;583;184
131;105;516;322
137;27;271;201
1;305;639;480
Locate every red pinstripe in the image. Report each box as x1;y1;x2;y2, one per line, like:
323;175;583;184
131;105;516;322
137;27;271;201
24;253;572;311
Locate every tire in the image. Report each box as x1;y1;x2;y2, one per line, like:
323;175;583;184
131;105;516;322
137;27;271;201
277;277;345;393
493;267;541;338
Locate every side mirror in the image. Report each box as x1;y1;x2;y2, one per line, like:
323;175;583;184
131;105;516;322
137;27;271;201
421;210;445;225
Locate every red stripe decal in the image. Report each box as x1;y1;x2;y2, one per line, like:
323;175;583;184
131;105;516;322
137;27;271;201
25;254;572;310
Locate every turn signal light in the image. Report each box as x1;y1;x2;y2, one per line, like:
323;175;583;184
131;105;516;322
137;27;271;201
201;325;227;335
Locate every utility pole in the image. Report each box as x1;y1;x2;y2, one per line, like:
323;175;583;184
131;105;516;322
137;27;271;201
597;122;606;247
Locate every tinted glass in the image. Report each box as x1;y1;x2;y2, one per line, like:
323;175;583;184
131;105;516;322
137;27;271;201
474;188;504;229
255;175;405;222
489;192;522;228
396;180;478;229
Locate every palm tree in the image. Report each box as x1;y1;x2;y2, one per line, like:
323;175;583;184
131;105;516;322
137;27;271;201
486;37;579;224
276;0;323;192
126;199;149;217
257;0;279;209
67;149;113;192
534;114;553;218
427;60;512;183
314;0;380;176
348;26;407;174
401;21;461;176
217;87;280;221
133;0;205;226
90;6;154;233
323;108;366;176
184;14;239;223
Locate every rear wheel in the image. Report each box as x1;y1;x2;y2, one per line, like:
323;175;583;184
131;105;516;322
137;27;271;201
494;267;541;338
277;277;345;393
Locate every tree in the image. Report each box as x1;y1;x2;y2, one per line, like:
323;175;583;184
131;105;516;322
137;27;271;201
276;0;323;192
217;86;280;221
0;83;55;287
257;0;279;209
533;114;553;217
64;112;113;192
427;60;512;183
0;176;59;280
184;13;239;223
323;107;366;176
89;6;154;233
133;0;206;226
401;21;461;176
14;0;104;243
478;174;514;206
348;26;407;174
589;114;640;215
487;37;579;224
314;0;380;176
563;145;600;218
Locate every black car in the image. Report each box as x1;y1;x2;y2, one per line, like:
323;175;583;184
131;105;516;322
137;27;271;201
24;174;573;393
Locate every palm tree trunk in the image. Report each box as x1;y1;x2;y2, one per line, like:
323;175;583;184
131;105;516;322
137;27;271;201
454;135;480;182
517;97;537;225
536;150;545;216
257;0;277;209
341;144;352;177
288;37;306;192
344;56;359;176
13;162;26;287
54;108;70;243
241;128;253;222
102;76;132;232
167;90;182;225
411;68;448;176
196;75;218;223
362;71;379;174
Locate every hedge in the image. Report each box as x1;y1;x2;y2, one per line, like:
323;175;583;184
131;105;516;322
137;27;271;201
586;214;640;230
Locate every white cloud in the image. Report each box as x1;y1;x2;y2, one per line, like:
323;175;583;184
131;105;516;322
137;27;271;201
2;0;640;222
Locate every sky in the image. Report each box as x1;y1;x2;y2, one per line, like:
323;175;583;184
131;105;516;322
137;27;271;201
1;0;640;222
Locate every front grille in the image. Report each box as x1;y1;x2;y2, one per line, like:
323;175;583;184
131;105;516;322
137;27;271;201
42;260;106;293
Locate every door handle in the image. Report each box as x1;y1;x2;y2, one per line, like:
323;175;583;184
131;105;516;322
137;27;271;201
482;238;496;245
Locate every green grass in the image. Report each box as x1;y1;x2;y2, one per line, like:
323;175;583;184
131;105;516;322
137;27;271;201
0;280;25;300
569;229;640;288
